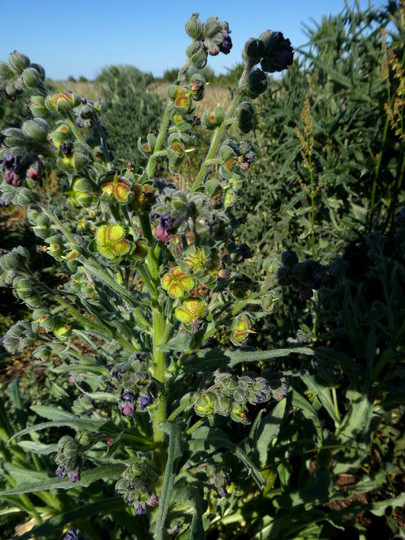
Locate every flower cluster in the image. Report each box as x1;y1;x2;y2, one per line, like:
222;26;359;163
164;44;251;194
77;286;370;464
115;459;159;515
194;371;277;425
55;435;82;483
277;250;325;300
185;14;233;69
105;354;158;417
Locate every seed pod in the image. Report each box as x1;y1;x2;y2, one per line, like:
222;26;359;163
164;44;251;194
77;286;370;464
21;117;49;142
95;223;131;259
201;105;225;129
185;13;204;39
1;128;27;147
45;91;81;114
8;51;30;74
21;67;42;89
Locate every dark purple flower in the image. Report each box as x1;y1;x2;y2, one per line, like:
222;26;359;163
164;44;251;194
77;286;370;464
2;153;15;169
219;30;233;55
160;213;176;232
261;32;293;73
139;392;153;410
134;502;147;515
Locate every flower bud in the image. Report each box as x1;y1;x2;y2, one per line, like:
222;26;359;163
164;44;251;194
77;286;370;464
194;392;216;416
21;67;43;89
94;99;108;113
132;241;148;260
45;91;81;114
49;124;71;148
235;102;255;133
15;188;38;206
247;69;267;98
72;143;91;173
190;73;205;101
27;160;44;182
185;13;204;39
8;51;30;74
243;38;265;64
21;117;49;142
167;137;185;170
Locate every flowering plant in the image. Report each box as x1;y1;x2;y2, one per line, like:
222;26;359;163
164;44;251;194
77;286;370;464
0;14;304;539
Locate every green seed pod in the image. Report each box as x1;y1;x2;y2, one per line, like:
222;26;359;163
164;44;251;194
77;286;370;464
132;241;148;260
46;235;65;257
185;13;204;39
190;73;205;101
13;276;33;300
79;102;95;119
8;51;30;74
0;61;14;83
247;68;268;98
21;117;49;142
21;67;42;89
73;143;91;172
32;309;51;327
29;95;49;118
214;396;232;416
30;63;46;80
93;99;108;113
1;127;27;147
243;38;265;64
49;124;71;148
201;105;225;129
15;188;38;206
204;17;223;38
54;322;72;341
186;42;208;69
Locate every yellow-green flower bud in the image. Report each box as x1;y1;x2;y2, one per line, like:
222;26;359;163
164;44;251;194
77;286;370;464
45;91;81;114
95;224;131;259
175;298;207;324
161;267;195;298
231;314;253;346
100;172;133;205
54;322;72;341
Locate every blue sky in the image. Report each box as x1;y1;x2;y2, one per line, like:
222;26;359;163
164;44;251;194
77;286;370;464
0;0;389;80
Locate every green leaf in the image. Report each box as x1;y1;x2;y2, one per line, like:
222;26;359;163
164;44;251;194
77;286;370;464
8;418;108;443
300;374;340;425
183;347;313;371
291;389;323;442
254;399;287;467
189;426;236;452
0;464;126;497
172;486;207;540
1;463;49;486
234;446;266;489
12;497;126;540
154;421;183;540
30;405;76;421
16;441;58;455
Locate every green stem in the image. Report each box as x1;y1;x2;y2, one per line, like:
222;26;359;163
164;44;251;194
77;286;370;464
185;419;205;435
190;61;253;194
152;308;167;471
146;103;173;179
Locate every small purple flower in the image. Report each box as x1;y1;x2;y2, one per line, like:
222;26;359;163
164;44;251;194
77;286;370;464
218;487;228;498
2;153;15;169
56;466;67;479
139;392;153;410
159;213;176;232
148;494;158;507
26;160;43;181
121;401;136;417
63;528;80;540
0;197;7;206
134;502;147;515
68;469;81;483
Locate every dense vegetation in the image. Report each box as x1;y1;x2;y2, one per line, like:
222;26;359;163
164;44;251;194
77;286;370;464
0;2;404;539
